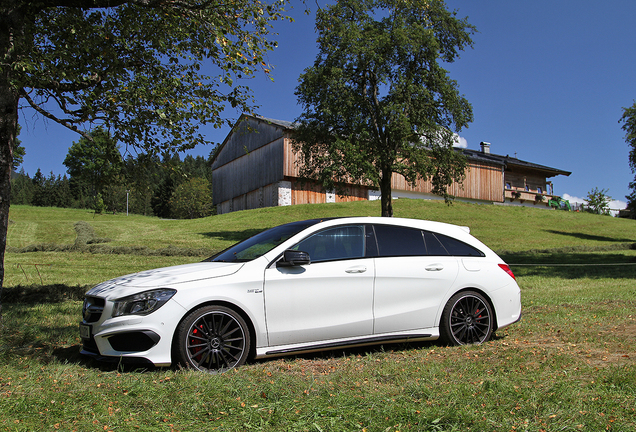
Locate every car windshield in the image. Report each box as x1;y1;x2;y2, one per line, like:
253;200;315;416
205;219;326;262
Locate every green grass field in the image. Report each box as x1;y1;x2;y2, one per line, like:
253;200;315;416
1;201;635;431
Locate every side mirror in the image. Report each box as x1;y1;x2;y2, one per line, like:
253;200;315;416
277;250;311;267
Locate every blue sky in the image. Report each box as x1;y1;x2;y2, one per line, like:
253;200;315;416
17;0;636;210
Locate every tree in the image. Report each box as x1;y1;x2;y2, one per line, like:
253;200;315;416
29;169;73;207
293;0;474;217
12;125;25;170
123;153;162;216
101;175;128;213
584;187;612;216
0;1;289;317
151;153;182;218
169;177;214;219
63;127;123;195
620;101;636;218
10;168;34;205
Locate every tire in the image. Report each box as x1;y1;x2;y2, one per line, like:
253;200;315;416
439;291;493;346
174;305;251;373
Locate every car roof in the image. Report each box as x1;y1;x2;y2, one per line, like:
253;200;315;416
307;216;469;234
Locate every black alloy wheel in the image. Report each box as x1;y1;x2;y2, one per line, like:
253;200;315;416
440;291;493;346
175;305;250;373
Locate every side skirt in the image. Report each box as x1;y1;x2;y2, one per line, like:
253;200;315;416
258;333;436;358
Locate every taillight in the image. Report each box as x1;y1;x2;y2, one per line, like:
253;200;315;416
498;263;516;280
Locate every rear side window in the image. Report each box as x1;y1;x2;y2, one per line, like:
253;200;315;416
433;233;485;257
372;224;485;257
423;232;449;256
373;225;426;257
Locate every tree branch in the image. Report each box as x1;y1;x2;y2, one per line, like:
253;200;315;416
19;88;94;141
32;72;103;93
36;0;225;11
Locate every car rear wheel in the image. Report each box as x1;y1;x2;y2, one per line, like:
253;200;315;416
174;305;250;373
439;291;493;346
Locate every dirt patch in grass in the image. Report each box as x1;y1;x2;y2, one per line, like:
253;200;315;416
248;318;636;381
513;320;636;369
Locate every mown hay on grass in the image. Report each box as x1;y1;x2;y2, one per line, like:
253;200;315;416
6;221;216;257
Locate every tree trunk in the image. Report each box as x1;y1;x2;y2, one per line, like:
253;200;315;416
0;5;21;321
379;168;393;217
0;83;18;323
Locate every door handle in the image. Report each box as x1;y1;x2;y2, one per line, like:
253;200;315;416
425;264;444;271
345;266;367;274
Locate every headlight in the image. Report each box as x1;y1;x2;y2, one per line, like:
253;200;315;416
112;289;177;317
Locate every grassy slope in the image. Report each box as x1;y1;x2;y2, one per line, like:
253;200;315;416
5;199;635;290
7;199;636;253
1;203;635;431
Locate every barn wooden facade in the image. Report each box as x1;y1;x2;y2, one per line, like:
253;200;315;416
211;115;571;214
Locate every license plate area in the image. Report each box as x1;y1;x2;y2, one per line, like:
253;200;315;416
79;323;91;339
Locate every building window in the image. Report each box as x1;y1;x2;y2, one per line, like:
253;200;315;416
505;182;511;189
537;187;543;194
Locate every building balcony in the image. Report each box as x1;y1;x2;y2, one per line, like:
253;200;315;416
504;189;552;205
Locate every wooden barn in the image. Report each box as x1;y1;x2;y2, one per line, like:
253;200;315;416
211;114;571;214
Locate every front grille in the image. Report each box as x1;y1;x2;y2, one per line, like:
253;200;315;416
83;296;105;323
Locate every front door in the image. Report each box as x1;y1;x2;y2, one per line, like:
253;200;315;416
264;224;374;346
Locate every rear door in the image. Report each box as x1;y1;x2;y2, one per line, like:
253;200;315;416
372;225;459;334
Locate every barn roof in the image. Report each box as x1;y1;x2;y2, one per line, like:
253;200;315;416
462;149;571;178
213;114;571;179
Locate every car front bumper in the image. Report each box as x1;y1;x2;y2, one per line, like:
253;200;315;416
80;297;186;367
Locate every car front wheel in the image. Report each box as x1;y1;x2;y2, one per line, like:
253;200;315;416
439;291;493;346
174;305;251;373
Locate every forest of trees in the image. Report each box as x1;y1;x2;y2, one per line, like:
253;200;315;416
11;129;215;219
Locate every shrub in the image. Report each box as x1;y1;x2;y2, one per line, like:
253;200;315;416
169;177;214;219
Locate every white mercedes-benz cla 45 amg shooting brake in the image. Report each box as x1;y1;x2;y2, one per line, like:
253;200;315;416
80;217;521;373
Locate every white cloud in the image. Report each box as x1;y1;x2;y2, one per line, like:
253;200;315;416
452;134;468;148
562;193;627;216
419;130;468;148
562;193;584;205
610;199;628;211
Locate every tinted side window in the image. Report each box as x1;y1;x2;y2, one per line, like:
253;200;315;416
433;233;485;257
373;225;426;257
364;224;379;257
293;225;365;262
423;231;449;256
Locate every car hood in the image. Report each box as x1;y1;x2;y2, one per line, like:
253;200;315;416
86;262;244;298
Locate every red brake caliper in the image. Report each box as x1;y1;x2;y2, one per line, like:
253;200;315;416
191;327;203;360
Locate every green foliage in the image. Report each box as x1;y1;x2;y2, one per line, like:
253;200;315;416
92;193;105;214
620;101;636;218
123;153;163;216
169;177;214;219
17;145;215;218
151;174;176;219
12;169;74;208
12;125;25;169
0;0;292;292
63;127;123;195
584;187;612;215
9;169;34;205
100;176;127;213
7;0;289;154
293;0;474;217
